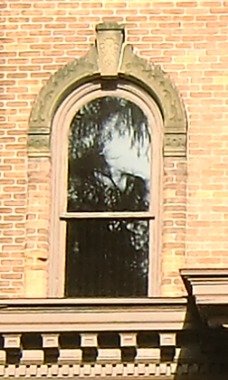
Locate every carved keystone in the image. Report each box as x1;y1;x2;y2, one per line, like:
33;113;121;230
96;22;125;77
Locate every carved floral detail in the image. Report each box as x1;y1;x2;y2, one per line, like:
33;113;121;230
28;135;49;150
29;47;98;129
120;44;186;132
164;134;187;157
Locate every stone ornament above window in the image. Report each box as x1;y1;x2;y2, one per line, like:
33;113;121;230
28;22;187;158
96;22;125;77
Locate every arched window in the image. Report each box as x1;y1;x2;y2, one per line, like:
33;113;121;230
28;23;187;298
51;81;163;297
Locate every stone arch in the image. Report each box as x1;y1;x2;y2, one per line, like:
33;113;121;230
28;22;187;158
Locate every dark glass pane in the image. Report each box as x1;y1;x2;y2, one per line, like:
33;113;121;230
67;96;151;212
65;219;149;297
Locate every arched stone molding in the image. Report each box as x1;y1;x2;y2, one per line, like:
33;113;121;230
28;22;187;158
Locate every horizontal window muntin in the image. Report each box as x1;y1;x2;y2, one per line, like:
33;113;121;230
60;212;155;219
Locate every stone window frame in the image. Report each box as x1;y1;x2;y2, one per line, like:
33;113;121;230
28;23;187;298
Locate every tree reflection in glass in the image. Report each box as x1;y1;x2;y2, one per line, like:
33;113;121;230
65;96;151;297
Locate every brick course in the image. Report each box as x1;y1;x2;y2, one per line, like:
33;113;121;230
1;0;228;297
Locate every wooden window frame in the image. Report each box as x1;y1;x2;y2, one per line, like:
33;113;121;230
49;80;163;298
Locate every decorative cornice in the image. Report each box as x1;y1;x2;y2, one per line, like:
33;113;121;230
181;269;228;301
0;299;186;376
28;22;187;158
0;299;226;377
0;298;188;332
181;269;228;327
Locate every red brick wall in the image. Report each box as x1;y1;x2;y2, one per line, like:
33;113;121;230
1;0;228;297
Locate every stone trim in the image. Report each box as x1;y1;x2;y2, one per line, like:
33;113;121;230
28;22;187;158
